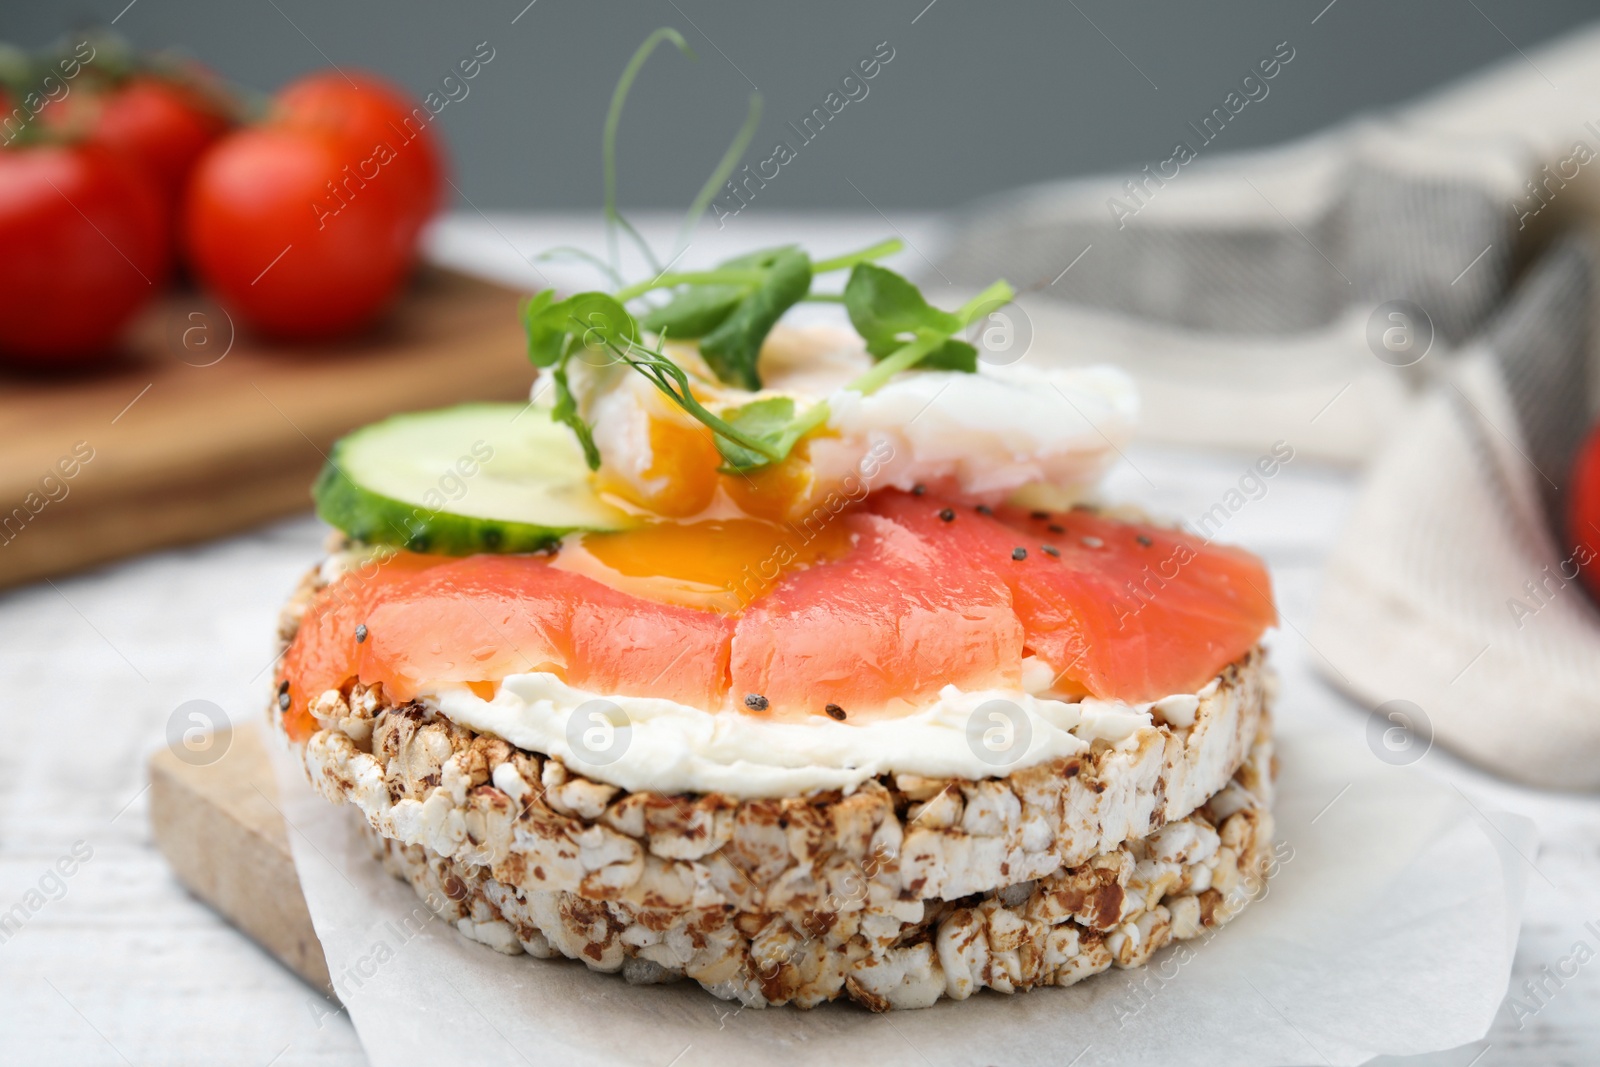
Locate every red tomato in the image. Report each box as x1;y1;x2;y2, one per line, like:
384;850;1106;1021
183;125;413;339
34;83;100;138
274;71;443;237
0;143;170;368
1570;422;1600;602
89;75;231;205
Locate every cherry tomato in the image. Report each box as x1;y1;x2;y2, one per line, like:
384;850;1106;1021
1570;422;1600;602
0;142;170;368
89;75;231;205
273;70;444;236
33;81;101;139
183;124;413;339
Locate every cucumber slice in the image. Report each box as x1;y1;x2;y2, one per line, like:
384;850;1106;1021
314;403;633;554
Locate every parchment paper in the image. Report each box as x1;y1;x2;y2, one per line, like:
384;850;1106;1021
271;726;1533;1067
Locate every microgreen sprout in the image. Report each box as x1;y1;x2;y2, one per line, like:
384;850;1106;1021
521;28;1017;475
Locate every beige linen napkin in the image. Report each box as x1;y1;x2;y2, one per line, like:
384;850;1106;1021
1313;242;1600;789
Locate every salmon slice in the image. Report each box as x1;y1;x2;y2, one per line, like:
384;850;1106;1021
869;492;1275;703
728;511;1025;719
356;555;734;711
277;550;449;741
281;494;1273;734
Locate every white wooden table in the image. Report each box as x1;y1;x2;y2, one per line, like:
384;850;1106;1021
2;216;1597;1066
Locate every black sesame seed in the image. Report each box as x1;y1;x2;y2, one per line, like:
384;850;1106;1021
355;623;368;644
975;505;993;515
1047;523;1065;534
911;484;926;496
1012;547;1027;561
277;683;291;711
825;703;847;721
1030;511;1049;520
1041;545;1060;558
1136;534;1154;547
744;693;770;711
939;508;956;522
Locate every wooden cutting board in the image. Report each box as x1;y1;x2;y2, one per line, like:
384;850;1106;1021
0;268;534;590
149;722;333;996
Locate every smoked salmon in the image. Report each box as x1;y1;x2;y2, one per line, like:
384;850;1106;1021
868;492;1276;703
727;510;1024;718
278;492;1274;738
358;554;734;712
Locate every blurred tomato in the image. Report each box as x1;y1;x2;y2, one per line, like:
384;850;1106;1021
183;125;413;339
0;142;170;368
274;70;443;237
1571;423;1600;602
33;83;101;138
89;75;231;204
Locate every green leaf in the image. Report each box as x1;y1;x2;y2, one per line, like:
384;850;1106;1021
920;338;979;373
844;263;962;359
699;248;812;389
522;290;637;470
715;245;794;271
550;354;601;470
712;396;799;470
640;285;745;338
630;248;797;340
521;290;565;367
563;292;638;351
523;290;638;368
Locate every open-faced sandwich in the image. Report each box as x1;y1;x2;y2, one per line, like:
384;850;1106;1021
270;31;1279;1013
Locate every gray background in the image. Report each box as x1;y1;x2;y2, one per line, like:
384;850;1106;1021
6;1;1598;213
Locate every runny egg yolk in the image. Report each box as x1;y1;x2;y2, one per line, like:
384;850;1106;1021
580;415;851;610
722;439;819;523
598;416;722;518
558;517;854;613
597;411;833;524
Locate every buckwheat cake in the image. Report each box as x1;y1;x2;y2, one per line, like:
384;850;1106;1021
270;234;1280;1012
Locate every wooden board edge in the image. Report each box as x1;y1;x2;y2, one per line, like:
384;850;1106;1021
148;722;334;997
